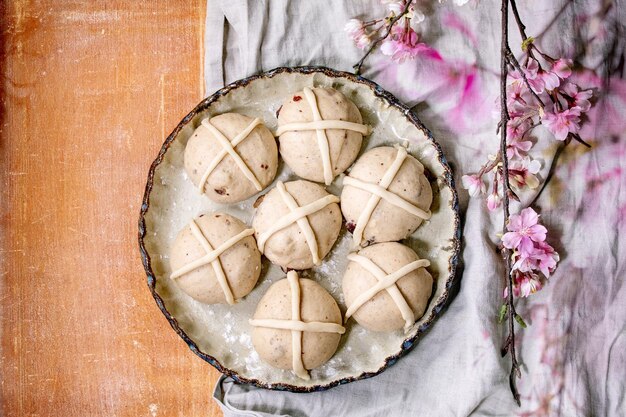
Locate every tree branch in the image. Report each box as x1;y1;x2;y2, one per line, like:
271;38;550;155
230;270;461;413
501;0;522;407
352;0;414;75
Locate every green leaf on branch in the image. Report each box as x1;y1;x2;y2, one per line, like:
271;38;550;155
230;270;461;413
521;36;535;52
498;304;508;323
515;314;528;329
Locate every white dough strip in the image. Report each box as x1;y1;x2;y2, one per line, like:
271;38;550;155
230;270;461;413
248;319;346;334
276;182;322;265
288;271;309;380
249;271;345;380
303;87;334;185
343;177;432;220
345;253;430;332
198;118;263;193
170;221;254;305
275;120;371;136
256;182;340;262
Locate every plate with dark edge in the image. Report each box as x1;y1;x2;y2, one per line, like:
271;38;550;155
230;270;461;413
138;66;461;392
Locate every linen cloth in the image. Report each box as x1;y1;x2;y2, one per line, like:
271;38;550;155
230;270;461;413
204;1;626;416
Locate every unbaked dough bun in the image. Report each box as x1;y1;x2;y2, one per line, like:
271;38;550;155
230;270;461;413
252;180;342;270
340;145;433;249
250;271;345;380
169;213;261;305
184;113;278;203
276;87;369;185
342;242;433;333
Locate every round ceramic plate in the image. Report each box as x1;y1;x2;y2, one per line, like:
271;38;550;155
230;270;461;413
138;66;460;392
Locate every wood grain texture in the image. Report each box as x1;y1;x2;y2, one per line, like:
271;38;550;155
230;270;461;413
0;1;224;416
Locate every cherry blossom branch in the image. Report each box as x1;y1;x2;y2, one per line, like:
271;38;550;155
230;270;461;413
352;0;414;75
500;0;522;406
505;49;545;107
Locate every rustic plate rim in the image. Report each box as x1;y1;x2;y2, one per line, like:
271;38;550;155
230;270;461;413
137;65;462;392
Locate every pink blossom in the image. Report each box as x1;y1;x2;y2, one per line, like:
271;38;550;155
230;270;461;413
562;82;592;112
345;19;372;50
487;190;501;212
503;271;543;298
507;117;531;140
506;78;541;121
550;58;573;79
502;207;547;257
506;117;534;158
380;25;440;63
540;69;561;91
511;58;545;94
507;80;527;106
508;157;541;190
519;272;543;297
533;241;560;277
344;19;364;35
507;135;533;159
542;106;582;140
513;241;559;277
538;59;573;91
355;33;372;49
461;174;486;197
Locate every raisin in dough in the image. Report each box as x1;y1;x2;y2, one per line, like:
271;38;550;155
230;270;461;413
184;113;278;203
341;146;432;248
250;271;345;379
342;242;433;332
276;87;368;185
252;180;341;270
169;213;261;305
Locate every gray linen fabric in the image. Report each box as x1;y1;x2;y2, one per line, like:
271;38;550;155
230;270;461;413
204;1;626;416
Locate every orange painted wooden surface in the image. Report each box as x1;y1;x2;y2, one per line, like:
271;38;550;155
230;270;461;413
1;1;224;415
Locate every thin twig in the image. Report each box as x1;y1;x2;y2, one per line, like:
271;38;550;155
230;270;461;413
501;0;522;407
529;140;569;207
571;133;591;148
352;0;414;75
509;0;536;60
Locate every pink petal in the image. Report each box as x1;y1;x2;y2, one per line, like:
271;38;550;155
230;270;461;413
562;81;578;97
551;59;572;79
487;193;501;211
525;58;539;77
577;99;591;112
508;213;523;232
517;139;533;152
567;106;582;117
528;224;547;242
519;207;539;228
518;236;535;257
380;39;397;57
542;71;561;91
502;231;522;249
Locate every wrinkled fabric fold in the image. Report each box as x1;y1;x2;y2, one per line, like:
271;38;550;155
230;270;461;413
204;1;626;416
